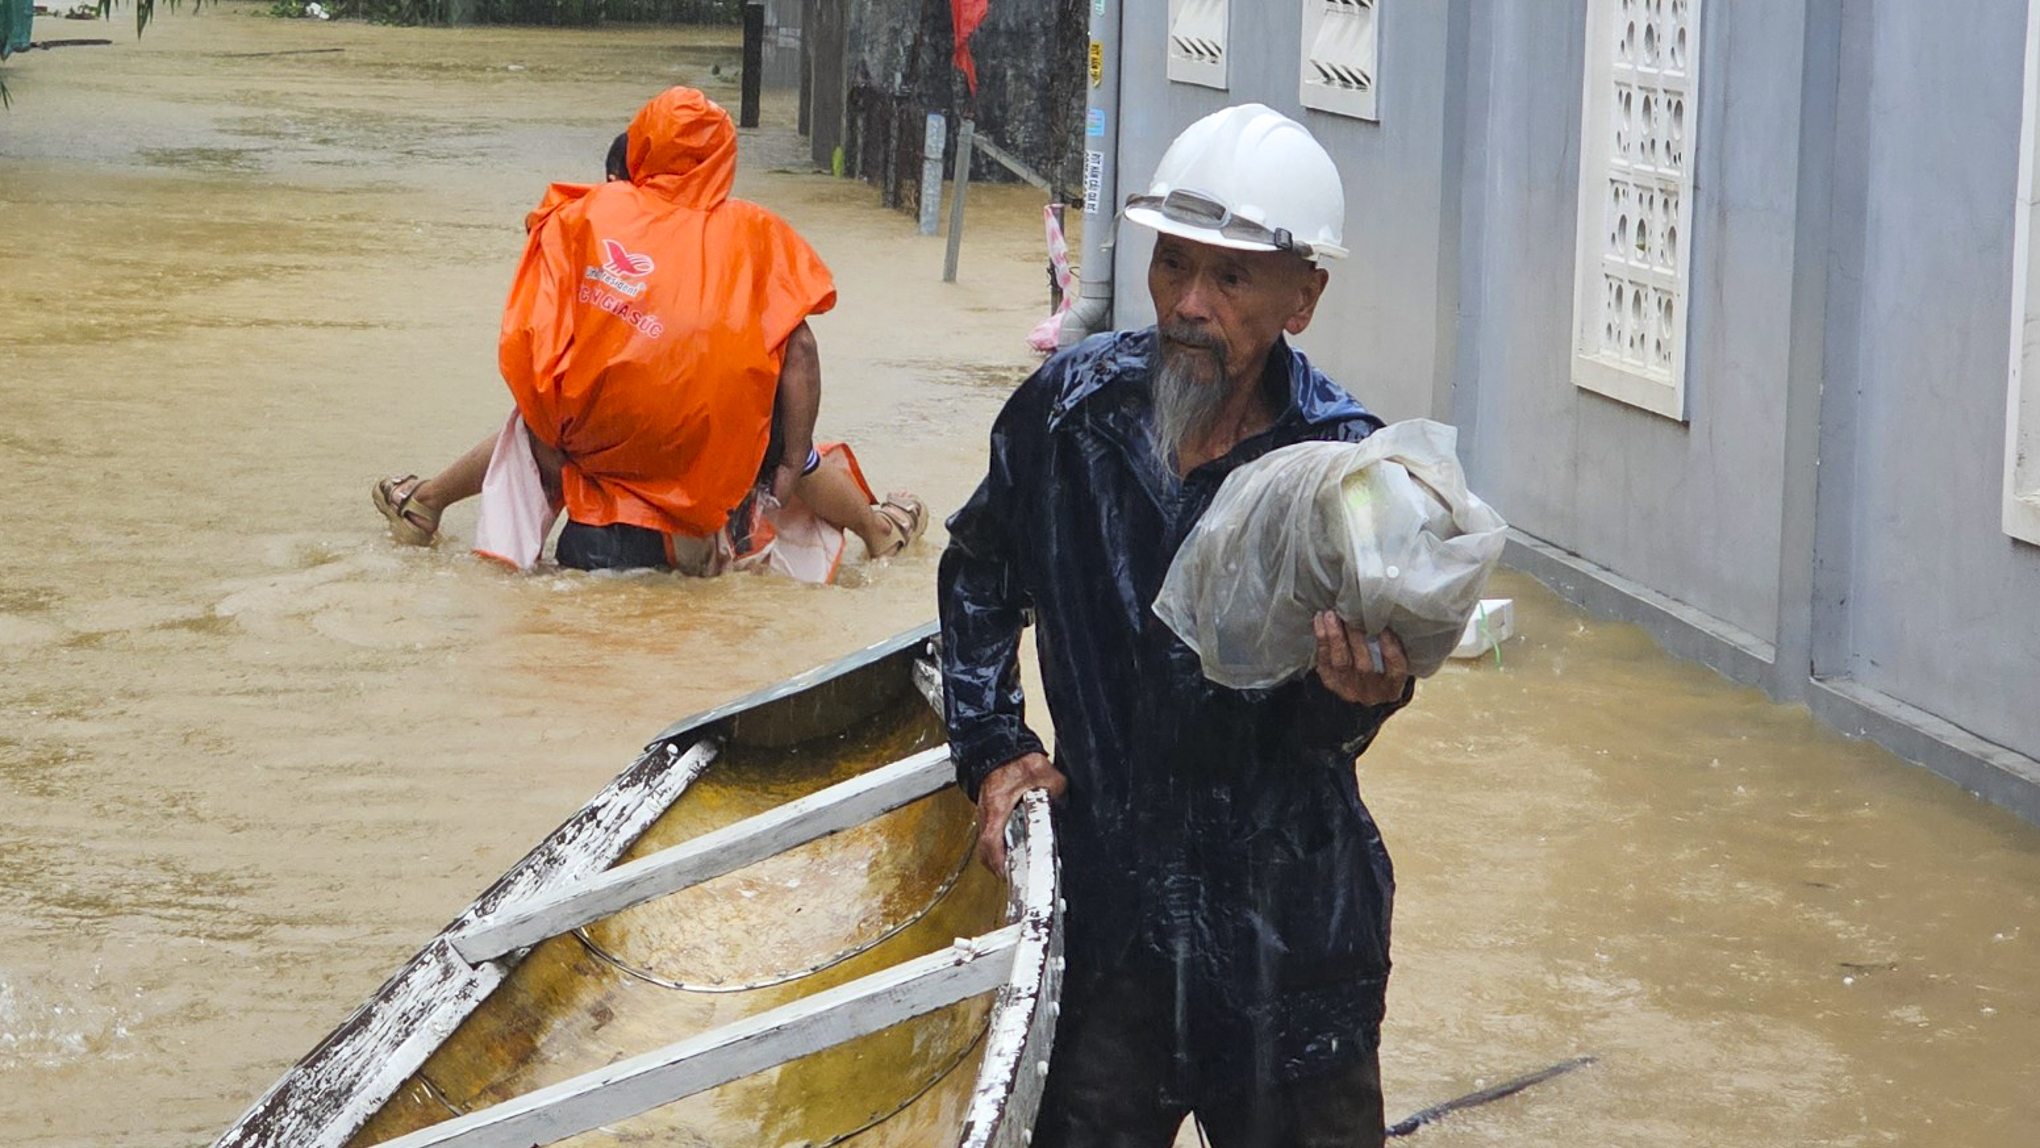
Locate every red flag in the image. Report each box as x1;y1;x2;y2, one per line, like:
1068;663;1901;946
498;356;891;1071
952;0;989;94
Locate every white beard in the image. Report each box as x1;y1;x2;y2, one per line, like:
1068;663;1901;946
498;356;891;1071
1151;333;1230;470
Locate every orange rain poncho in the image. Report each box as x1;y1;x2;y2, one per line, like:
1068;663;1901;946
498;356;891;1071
499;87;837;537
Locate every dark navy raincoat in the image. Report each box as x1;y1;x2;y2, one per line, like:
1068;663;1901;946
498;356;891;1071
939;327;1410;1099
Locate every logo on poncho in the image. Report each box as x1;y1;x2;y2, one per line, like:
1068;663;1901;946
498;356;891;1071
601;239;654;278
585;238;654;298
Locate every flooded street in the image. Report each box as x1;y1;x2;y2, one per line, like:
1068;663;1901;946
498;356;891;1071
2;8;2038;1146
1374;584;2040;1146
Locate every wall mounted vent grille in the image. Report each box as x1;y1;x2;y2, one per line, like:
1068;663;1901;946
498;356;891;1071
1299;0;1378;121
1167;0;1229;89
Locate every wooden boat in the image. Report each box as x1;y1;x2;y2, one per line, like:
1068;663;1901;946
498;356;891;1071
212;624;1061;1148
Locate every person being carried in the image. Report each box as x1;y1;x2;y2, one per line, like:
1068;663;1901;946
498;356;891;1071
939;104;1414;1147
374;88;924;581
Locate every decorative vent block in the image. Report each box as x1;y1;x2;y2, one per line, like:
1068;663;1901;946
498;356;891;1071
1299;0;1378;121
1167;0;1228;90
2006;0;2040;544
1569;0;1701;420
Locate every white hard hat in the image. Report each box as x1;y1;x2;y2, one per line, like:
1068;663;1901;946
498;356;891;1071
1125;103;1347;261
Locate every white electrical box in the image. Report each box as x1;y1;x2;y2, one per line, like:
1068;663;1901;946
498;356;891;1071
1299;0;1379;121
1168;0;1229;90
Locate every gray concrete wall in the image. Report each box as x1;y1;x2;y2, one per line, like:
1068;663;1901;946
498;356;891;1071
1451;0;1807;652
1105;0;2040;796
1109;0;1453;426
1113;1;1803;645
1824;0;2040;757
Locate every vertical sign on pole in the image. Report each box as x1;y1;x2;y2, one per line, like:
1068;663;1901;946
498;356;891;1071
920;113;947;236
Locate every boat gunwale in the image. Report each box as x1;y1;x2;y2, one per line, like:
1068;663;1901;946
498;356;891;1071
645;622;941;751
958;791;1063;1148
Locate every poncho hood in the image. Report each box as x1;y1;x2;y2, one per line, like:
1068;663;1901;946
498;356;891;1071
626;86;737;209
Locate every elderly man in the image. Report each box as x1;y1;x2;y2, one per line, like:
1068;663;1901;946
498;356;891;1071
938;105;1412;1147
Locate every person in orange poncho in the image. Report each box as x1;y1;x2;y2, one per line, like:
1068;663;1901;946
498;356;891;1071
372;88;925;580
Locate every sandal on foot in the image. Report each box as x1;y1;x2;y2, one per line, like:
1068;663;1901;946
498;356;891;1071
873;492;927;558
372;474;440;546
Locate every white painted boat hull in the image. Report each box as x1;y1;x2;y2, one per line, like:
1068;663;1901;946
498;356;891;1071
213;624;1061;1148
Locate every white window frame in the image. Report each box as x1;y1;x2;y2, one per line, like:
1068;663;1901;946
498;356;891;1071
1299;0;1380;122
1569;0;1703;421
1167;0;1229;90
2005;0;2040;545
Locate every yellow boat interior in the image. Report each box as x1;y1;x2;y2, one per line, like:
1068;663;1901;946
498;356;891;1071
350;645;1007;1147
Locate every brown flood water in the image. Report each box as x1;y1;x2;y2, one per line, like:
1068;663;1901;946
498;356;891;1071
2;9;2037;1146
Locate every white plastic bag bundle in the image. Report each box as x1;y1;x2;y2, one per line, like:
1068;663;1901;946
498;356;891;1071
1154;419;1508;686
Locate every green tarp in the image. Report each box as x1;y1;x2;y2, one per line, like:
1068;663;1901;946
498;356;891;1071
1;0;32;59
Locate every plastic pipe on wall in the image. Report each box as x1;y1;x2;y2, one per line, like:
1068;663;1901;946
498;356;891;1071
1060;0;1121;347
